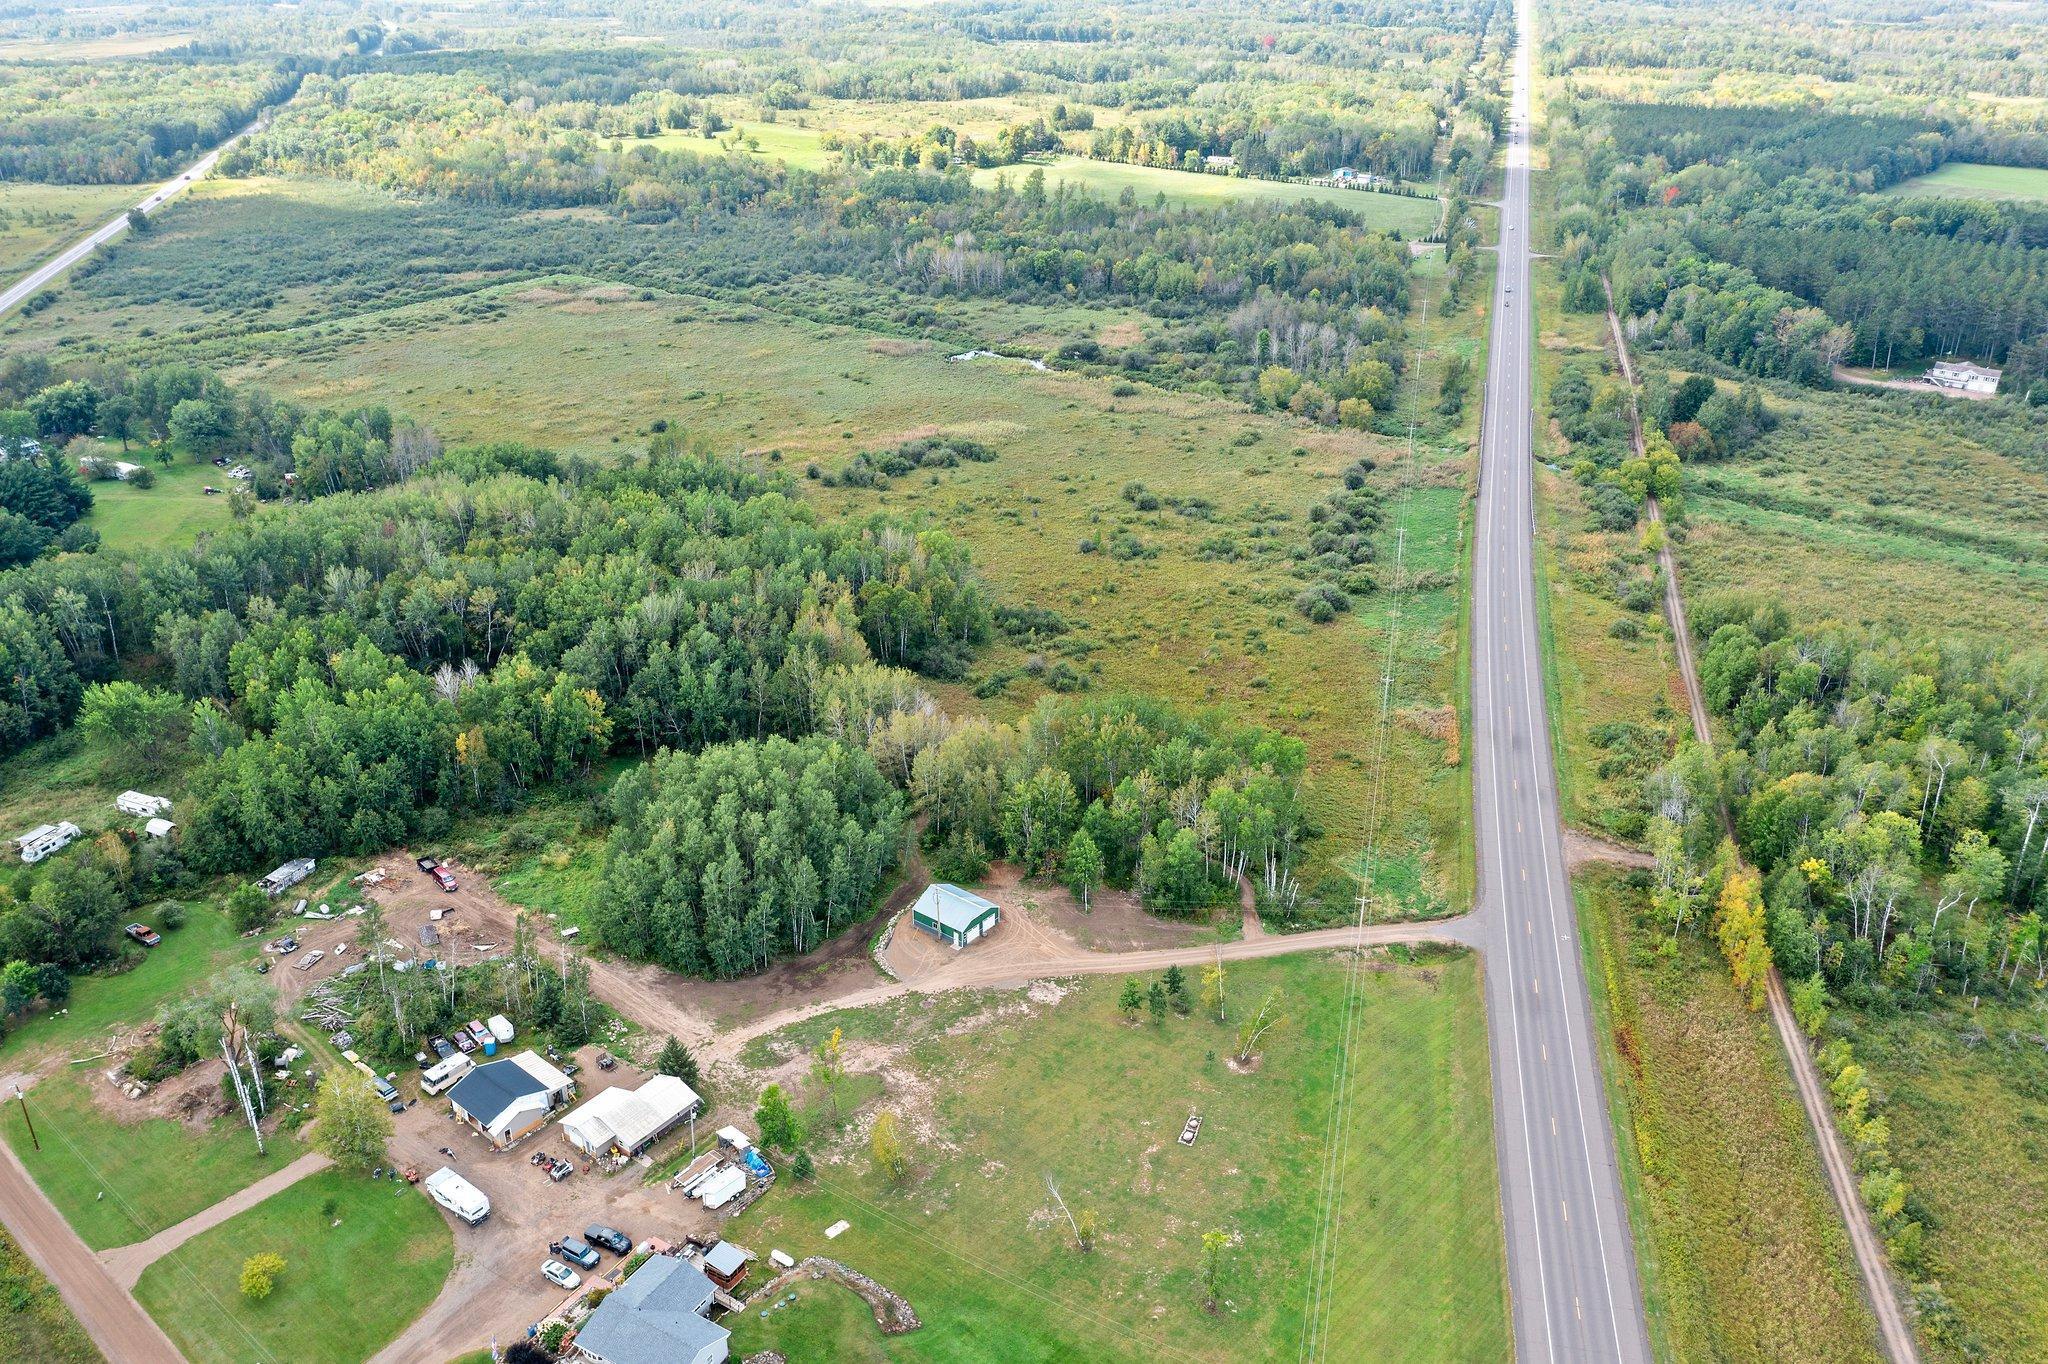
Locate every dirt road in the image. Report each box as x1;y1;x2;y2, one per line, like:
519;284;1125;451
0;1130;186;1363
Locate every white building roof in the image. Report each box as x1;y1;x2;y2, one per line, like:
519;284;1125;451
561;1075;701;1155
1929;360;2001;379
508;1050;574;1095
912;883;1000;934
143;818;176;838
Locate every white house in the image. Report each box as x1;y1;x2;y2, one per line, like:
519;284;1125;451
571;1254;729;1364
1927;360;2001;395
116;791;173;818
560;1074;702;1158
1203;153;1235;171
15;822;82;864
446;1050;575;1149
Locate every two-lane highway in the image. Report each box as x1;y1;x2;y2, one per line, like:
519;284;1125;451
0;120;257;320
1468;0;1653;1358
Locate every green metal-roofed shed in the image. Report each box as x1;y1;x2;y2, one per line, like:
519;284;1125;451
910;883;1000;948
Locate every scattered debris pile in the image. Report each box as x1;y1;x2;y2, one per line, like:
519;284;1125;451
747;1257;920;1334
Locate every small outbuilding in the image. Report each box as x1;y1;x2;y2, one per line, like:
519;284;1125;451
143;818;176;840
560;1074;703;1158
909;883;1000;949
259;858;316;896
446;1050;576;1149
700;1240;749;1292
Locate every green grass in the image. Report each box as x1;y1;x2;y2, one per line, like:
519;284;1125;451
1843;1002;2048;1364
970;156;1441;232
79;452;238;550
0;1073;305;1252
1575;866;1882;1364
638;122;836;171
0;1227;103;1363
133;1167;452;1364
0;181;138;286
0;907;244;1067
1882;161;2048;202
729;951;1508;1362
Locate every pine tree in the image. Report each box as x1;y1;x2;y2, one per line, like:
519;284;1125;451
655;1035;700;1089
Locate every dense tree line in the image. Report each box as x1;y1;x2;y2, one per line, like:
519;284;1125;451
1549;91;2048;385
597;736;903;977
1656;596;2048;1011
0;58;299;183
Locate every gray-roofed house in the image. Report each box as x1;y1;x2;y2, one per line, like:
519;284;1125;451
446;1050;575;1149
571;1254;729;1364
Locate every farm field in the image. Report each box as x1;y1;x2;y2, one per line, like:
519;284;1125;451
0;181;136;284
728;951;1509;1363
132;1167;452;1364
971;156;1442;231
1882;161;2048;202
635;121;836;171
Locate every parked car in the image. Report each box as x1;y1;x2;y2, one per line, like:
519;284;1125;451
433;867;458;893
540;1259;581;1290
372;1075;398;1103
552;1238;600;1270
595;1051;616;1071
453;1030;476;1054
428;1036;455;1061
547;1158;573;1182
584;1225;631;1255
124;923;161;947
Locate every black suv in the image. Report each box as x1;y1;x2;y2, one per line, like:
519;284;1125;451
584;1225;631;1255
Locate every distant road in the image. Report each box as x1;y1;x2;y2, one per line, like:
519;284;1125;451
0;120;257;320
1469;0;1653;1359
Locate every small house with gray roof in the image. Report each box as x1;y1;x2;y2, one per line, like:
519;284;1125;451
571;1254;729;1364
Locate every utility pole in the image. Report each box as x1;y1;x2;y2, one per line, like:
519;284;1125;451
13;1085;38;1152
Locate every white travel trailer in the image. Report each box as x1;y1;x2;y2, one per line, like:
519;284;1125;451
15;822;82;864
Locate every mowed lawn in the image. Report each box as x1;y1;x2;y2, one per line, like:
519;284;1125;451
636;122;836;171
134;1167;452;1364
0;181;137;285
0;1073;306;1251
0;908;245;1070
971;156;1441;232
79;452;237;551
1882;161;2048;202
729;952;1508;1362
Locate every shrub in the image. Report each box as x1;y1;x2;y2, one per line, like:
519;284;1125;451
240;1251;285;1300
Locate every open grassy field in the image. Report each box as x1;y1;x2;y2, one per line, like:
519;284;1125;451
0;1073;306;1252
1669;378;2048;643
78;450;238;551
8;172;1481;909
133;1167;453;1364
1842;1002;2048;1364
1882;161;2048;202
1574;867;1882;1363
637;122;836;171
728;950;1507;1363
0;1227;103;1363
0;181;136;284
0;908;244;1069
971;156;1442;231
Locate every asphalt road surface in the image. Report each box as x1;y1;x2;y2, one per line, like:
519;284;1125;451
1469;2;1653;1359
0;121;255;320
